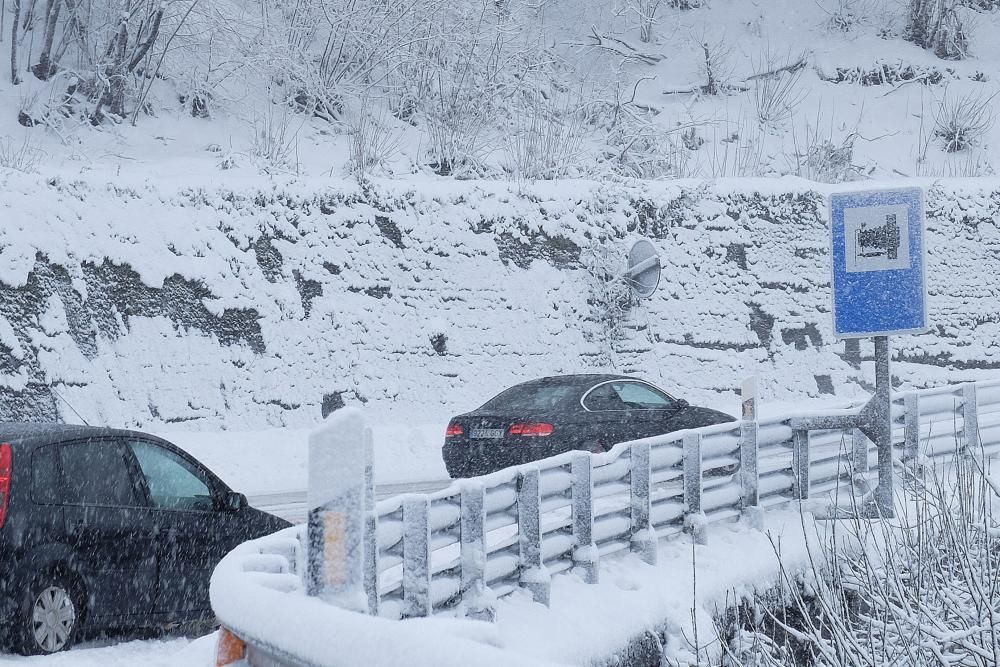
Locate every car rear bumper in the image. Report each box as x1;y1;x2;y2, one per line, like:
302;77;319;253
442;439;570;478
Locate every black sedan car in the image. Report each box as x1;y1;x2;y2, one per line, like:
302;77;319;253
0;423;289;655
443;374;736;478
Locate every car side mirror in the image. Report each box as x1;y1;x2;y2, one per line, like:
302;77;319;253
676;399;689;409
223;491;248;512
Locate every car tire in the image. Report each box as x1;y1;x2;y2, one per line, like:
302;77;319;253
14;571;83;656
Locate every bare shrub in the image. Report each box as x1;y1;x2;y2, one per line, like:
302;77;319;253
695;33;735;96
819;0;865;32
907;0;970;59
916;152;995;177
629;0;663;43
702;115;769;178
730;448;1000;666
933;88;998;152
605;112;693;179
582;239;637;353
788;110;863;182
347;101;401;178
501;90;588;181
0;134;44;173
751;49;808;130
250;102;301;170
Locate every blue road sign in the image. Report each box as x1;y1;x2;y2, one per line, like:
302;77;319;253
830;187;927;339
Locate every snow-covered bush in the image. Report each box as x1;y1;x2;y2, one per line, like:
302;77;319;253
789;112;862;183
347;102;401;179
582;239;637;353
501;89;589;181
934;88;999;152
729;448;1000;666
0;134;44;173
906;0;970;59
751;50;808;130
250;101;302;172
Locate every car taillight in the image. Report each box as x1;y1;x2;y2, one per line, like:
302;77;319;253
445;423;464;437
0;443;11;530
508;422;554;437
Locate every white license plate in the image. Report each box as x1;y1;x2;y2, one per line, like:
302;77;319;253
470;428;504;439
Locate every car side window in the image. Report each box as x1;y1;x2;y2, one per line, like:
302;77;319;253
613;382;675;410
584;382;676;411
127;440;214;512
582;384;628;411
31;444;61;505
58;439;141;507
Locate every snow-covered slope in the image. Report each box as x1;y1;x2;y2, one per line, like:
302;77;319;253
1;172;998;430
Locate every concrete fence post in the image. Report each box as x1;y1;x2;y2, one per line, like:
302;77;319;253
306;409;368;612
683;433;706;545
402;497;431;618
517;468;550;605
629;442;657;565
903;393;921;464
460;482;494;620
963;383;980;451
792;429;810;500
571;452;599;583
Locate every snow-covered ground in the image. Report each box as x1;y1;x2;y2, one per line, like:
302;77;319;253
0;635;214;667
157;421;451;496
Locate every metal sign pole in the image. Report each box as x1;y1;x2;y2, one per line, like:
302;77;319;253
871;335;893;517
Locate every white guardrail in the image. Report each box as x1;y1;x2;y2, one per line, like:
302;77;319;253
212;379;1000;666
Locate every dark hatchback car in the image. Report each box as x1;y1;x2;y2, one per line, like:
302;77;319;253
0;424;289;655
443;374;736;478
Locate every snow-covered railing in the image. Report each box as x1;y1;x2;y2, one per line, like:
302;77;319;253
210;528;554;667
213;379;1000;666
372;379;1000;619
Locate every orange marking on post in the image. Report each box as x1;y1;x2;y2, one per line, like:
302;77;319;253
324;511;348;586
215;627;247;666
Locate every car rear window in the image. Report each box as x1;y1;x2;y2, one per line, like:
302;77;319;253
480;384;577;413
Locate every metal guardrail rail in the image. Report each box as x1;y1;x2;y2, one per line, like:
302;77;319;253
214;379;1000;666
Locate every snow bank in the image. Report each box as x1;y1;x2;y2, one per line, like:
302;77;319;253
2;173;998;430
210;526;561;667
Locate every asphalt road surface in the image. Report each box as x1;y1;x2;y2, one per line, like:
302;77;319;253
248;480;452;523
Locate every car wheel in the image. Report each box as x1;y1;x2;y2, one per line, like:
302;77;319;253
15;572;82;655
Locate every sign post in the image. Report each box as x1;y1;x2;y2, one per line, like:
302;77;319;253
828;187;928;517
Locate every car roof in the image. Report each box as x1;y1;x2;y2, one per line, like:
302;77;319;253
0;423;154;449
522;374;635;387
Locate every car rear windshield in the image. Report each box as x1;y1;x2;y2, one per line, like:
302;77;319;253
480;383;577;413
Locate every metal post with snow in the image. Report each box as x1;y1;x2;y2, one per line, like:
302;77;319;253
306;408;371;612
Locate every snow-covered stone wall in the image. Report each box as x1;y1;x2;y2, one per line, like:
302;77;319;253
1;174;998;429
